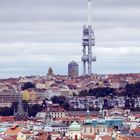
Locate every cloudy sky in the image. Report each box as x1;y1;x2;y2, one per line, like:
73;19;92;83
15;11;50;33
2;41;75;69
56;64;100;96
0;0;140;78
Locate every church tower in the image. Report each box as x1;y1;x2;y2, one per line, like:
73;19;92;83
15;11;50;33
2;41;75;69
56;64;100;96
14;94;28;121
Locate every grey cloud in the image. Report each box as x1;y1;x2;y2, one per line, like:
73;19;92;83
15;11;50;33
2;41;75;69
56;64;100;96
0;0;139;23
0;0;139;8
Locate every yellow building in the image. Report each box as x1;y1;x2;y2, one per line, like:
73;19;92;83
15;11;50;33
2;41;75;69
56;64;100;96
22;90;36;101
22;90;30;101
29;90;36;101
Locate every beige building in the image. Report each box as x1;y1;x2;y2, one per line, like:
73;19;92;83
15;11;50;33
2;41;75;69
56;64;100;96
50;111;66;119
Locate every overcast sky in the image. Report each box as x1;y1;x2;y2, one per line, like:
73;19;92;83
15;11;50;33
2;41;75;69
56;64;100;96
0;0;140;78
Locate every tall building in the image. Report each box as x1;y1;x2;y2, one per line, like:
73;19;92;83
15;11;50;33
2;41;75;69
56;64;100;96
68;61;79;77
81;0;96;76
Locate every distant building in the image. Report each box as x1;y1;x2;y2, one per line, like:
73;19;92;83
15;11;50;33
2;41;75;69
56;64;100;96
22;89;36;101
0;92;20;103
68;61;79;77
47;67;54;80
47;67;53;76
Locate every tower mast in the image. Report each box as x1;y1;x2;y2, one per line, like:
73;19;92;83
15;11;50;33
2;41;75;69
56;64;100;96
82;0;96;76
88;0;92;25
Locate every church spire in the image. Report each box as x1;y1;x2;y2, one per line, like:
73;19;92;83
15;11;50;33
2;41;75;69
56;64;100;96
98;104;104;118
17;94;25;115
85;98;92;125
14;93;28;121
86;101;90;119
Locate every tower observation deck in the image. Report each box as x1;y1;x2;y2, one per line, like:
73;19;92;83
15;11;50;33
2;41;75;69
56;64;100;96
81;0;96;76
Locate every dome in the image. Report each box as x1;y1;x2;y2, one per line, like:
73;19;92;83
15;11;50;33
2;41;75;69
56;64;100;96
86;109;90;115
17;133;26;140
97;118;106;125
99;109;103;114
112;135;116;138
112;132;117;139
69;121;81;131
85;118;93;125
85;109;93;125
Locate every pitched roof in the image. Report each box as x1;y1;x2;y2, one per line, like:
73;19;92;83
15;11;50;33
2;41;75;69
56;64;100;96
132;127;140;133
69;121;81;131
83;134;96;139
3;136;16;140
5;126;22;136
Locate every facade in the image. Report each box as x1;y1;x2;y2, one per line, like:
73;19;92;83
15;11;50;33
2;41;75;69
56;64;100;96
82;110;95;136
45;89;61;100
0;92;20;103
51;124;68;135
68;121;82;140
135;97;140;107
50;111;66;119
68;61;79;77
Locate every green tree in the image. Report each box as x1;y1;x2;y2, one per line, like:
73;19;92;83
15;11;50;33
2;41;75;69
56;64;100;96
29;104;43;117
21;82;35;90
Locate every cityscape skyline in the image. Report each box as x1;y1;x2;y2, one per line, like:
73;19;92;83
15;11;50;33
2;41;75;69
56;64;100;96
0;0;140;78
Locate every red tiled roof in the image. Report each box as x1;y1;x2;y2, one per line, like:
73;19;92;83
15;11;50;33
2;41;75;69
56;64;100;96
131;127;140;133
0;116;14;122
5;126;22;136
134;114;140;118
83;134;96;139
117;135;140;140
3;136;16;140
101;135;112;140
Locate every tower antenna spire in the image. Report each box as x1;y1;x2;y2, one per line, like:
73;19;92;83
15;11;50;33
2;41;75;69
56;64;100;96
88;0;92;25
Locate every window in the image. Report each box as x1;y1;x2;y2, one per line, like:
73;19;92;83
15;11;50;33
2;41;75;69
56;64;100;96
97;129;99;134
90;128;92;133
84;128;86;133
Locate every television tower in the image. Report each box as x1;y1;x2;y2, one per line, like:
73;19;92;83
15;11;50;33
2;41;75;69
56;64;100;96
81;0;96;76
